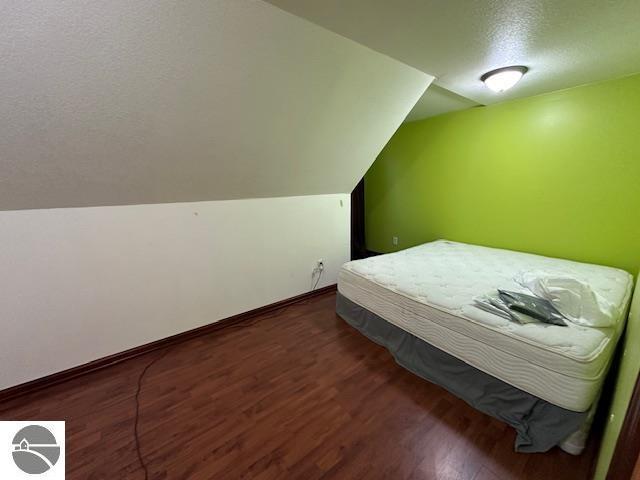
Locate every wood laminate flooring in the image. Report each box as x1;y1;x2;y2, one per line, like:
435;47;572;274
0;292;595;479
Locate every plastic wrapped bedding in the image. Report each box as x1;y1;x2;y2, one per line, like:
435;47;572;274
515;271;620;327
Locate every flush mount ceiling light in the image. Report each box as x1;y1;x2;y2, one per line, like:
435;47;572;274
480;66;528;93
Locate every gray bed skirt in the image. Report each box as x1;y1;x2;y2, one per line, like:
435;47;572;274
336;292;587;453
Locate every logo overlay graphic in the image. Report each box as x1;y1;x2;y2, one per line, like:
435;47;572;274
12;425;61;474
1;421;65;478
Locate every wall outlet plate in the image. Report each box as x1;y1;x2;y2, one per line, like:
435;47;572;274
313;259;324;275
392;236;399;246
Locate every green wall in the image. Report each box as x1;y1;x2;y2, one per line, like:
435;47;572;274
365;73;640;274
365;73;640;479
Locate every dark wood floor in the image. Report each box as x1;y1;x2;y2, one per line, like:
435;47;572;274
0;292;595;479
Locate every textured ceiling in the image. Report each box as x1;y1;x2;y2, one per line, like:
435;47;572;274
266;0;640;110
0;0;431;210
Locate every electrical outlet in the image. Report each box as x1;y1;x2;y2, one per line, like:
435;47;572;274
311;259;325;290
392;236;399;246
312;259;324;275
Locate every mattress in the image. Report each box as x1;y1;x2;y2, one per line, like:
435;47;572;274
338;240;633;412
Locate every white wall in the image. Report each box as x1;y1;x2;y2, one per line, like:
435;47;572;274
0;194;349;389
0;0;430;210
0;0;428;391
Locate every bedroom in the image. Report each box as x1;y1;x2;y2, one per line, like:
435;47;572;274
0;1;639;479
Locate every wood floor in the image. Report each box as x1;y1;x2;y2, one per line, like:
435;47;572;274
0;291;595;479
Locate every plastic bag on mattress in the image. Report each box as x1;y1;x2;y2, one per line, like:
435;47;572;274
515;271;618;328
497;290;567;327
474;291;567;326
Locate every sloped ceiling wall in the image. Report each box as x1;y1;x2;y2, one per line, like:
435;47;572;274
0;0;432;211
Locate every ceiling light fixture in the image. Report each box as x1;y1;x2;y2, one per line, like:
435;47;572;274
481;66;528;93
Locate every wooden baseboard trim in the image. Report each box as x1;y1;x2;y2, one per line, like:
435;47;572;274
0;284;337;403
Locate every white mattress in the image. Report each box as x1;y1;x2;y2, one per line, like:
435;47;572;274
338;240;633;412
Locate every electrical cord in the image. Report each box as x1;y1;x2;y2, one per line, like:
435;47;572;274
132;300;311;478
311;265;323;291
311;272;322;290
133;348;170;480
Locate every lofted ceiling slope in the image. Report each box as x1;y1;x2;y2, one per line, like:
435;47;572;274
0;0;431;210
405;86;479;122
266;0;640;115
